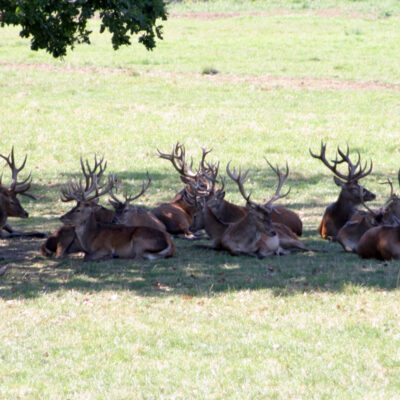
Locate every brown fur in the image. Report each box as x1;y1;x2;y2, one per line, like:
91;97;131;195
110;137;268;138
61;202;175;261
40;202;115;258
152;191;196;238
357;225;400;261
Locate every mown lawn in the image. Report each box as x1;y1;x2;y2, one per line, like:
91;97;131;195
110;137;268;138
1;1;400;398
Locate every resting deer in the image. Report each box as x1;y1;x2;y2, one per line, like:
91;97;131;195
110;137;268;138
60;174;175;261
109;173;166;232
189;159;303;238
309;142;375;241
40;156;115;257
356;172;400;260
337;189;382;253
357;220;400;261
188;160;311;253
0;147;45;238
195;160;311;257
153;143;216;239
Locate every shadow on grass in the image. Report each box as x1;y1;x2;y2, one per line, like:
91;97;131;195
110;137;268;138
1;170;399;300
1;230;399;300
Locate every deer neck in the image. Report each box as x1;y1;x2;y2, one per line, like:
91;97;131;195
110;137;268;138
335;191;359;221
74;212;98;253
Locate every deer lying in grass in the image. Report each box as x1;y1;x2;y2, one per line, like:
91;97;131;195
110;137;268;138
337;174;400;253
188;160;311;254
192;160;312;257
40;156;115;257
60;173;175;261
309;142;375;241
153;143;216;239
337;190;382;253
0;147;45;238
356;173;400;260
357;220;400;261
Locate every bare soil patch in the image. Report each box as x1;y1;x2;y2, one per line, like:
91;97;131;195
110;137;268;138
2;61;399;91
169;8;379;20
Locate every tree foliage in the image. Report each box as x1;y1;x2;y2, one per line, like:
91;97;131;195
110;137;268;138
0;0;167;58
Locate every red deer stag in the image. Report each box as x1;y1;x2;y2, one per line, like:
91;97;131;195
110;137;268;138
60;174;175;261
356;172;400;260
337;188;382;253
0;147;45;238
193;161;302;257
189;161;311;253
153;143;215;239
309;142;375;241
40;155;115;257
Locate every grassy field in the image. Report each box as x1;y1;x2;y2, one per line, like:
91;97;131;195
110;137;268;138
1;1;400;398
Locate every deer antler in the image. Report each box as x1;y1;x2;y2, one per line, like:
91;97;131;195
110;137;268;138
61;174;115;203
157;142;197;181
263;159;291;209
309;142;372;183
0;146;35;199
80;155;107;192
226;161;254;206
109;172;152;207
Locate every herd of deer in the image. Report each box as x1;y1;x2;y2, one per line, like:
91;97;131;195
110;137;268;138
1;143;400;262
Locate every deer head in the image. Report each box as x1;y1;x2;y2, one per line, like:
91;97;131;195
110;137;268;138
379;172;400;224
0;147;36;219
60;155;115;226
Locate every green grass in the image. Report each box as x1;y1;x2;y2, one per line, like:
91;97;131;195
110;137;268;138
1;1;400;398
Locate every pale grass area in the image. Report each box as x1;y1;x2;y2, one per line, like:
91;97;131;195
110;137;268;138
2;290;400;398
1;1;400;398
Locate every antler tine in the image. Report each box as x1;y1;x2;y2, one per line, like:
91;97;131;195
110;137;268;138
0;146;30;192
124;172;152;204
198;146;213;171
264;159;291;208
226;161;253;205
61;173;115;203
380;178;394;199
80;155;107;191
157;142;197;179
60;179;85;202
309;142;349;181
354;158;373;181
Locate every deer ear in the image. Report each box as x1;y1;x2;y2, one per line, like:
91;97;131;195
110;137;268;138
333;176;346;188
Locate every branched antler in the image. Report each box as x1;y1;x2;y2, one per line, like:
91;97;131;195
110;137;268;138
0;146;35;199
109;173;152;208
309;142;373;183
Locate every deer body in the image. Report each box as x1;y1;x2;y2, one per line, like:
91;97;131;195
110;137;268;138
220;210;280;257
61;203;175;261
337;215;376;253
40;204;115;258
152;194;196;238
357;225;400;260
310;143;375;241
